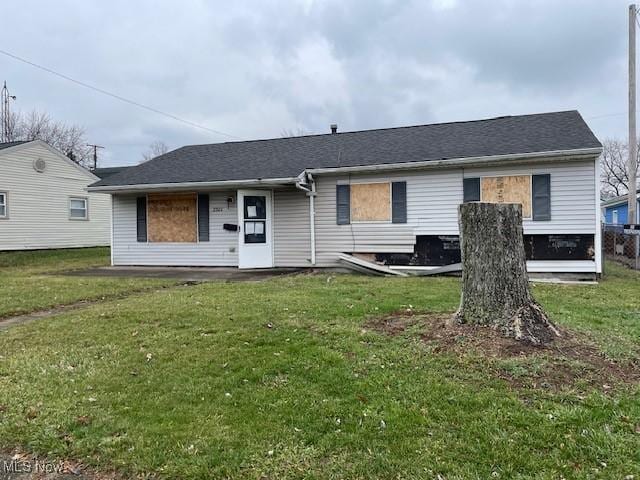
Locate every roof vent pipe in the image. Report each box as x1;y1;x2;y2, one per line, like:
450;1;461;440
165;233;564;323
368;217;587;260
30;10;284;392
330;124;338;134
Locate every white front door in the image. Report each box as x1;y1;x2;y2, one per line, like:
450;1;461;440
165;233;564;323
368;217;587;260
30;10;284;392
237;190;274;269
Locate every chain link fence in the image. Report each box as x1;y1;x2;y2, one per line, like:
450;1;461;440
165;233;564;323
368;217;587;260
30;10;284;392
603;224;640;269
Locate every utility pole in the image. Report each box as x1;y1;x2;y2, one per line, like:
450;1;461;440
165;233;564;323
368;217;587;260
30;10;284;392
630;4;638;225
1;81;17;143
631;5;640;270
86;143;104;170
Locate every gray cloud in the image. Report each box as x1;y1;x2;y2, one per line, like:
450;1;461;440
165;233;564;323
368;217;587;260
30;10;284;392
0;0;631;166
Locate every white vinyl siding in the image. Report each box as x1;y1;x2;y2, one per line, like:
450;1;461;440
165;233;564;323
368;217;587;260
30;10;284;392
313;157;598;271
273;189;311;266
112;187;313;267
111;192;239;266
463;160;596;234
526;260;596;273
0;142;110;250
314;169;454;266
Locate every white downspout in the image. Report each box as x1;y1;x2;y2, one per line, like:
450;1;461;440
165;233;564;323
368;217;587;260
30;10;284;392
295;172;317;266
594;156;602;275
308;174;317;266
110;194;114;266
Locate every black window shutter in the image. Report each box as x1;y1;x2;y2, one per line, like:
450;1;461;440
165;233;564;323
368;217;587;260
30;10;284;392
463;177;480;202
198;194;210;241
532;174;551;221
392;181;407;223
136;196;147;242
336;184;350;225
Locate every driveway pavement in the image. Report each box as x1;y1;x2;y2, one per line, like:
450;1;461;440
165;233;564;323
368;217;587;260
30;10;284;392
62;266;302;282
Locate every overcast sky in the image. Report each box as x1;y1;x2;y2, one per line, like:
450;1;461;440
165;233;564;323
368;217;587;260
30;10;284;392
0;0;633;166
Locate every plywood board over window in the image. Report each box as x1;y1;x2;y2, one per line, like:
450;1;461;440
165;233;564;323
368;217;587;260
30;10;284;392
351;183;391;222
481;175;532;218
147;193;197;242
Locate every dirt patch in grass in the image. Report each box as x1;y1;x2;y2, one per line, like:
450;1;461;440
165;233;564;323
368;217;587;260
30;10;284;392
365;311;640;394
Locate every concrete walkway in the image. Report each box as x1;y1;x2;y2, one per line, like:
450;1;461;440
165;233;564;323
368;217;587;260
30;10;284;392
63;266;302;282
0;267;301;332
0;302;92;331
0;284;183;332
1;268;299;332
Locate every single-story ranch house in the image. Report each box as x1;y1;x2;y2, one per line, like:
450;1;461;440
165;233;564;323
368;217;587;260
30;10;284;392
0;140;111;251
89;111;603;275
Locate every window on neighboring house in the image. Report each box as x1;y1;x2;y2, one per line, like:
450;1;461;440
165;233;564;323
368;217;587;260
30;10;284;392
0;192;7;218
69;197;88;220
612;209;618;224
336;181;407;224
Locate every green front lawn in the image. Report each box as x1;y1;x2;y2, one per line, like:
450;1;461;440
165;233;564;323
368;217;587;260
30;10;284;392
0;248;175;318
0;257;638;478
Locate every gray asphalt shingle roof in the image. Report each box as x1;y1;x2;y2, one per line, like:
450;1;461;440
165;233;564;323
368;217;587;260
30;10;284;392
92;166;132;180
92;110;601;188
0;141;28;151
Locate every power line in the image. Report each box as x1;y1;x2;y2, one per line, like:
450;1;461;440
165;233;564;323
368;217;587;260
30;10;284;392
0;48;242;140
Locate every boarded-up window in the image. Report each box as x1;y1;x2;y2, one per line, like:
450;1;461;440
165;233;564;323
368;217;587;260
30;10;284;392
351;183;391;222
481;175;532;218
147;193;197;243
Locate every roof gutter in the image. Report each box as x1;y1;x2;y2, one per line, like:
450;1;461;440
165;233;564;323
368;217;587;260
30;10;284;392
304;147;603;175
87;176;299;193
602;196;640;208
601;190;640;207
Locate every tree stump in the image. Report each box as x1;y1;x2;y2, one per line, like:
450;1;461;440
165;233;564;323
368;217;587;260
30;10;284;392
454;202;560;345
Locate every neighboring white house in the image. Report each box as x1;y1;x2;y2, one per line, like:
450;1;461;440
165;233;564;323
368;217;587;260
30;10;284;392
0;140;111;250
88;111;603;276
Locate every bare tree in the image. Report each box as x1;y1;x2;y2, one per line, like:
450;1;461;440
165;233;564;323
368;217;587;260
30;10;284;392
141;140;169;162
10;110;91;167
600;138;640;198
